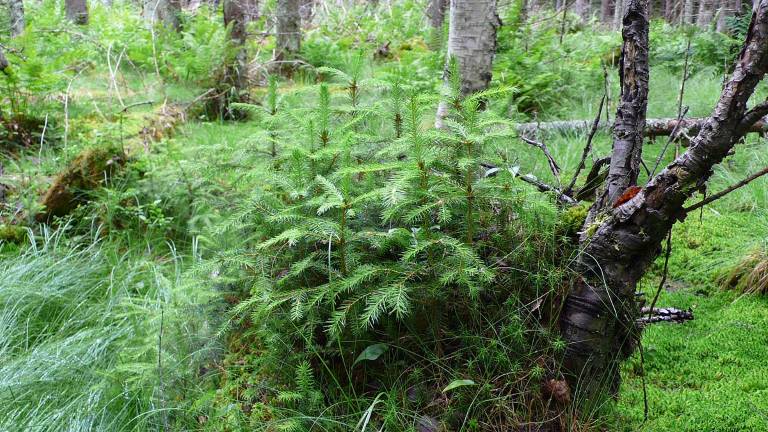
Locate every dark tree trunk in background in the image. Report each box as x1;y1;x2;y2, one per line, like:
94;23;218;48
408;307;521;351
224;0;247;92
682;0;694;23
698;0;715;26
299;0;313;23
143;0;181;30
562;0;768;399
427;0;448;29
575;0;591;21
435;0;500;126
601;0;613;24
275;0;301;70
9;0;24;37
0;47;8;71
65;0;88;24
243;0;259;23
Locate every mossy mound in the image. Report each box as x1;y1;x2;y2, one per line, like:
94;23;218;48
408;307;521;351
0;224;27;244
36;146;124;222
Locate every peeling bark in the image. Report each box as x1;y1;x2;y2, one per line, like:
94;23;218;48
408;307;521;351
561;0;768;399
598;0;650;211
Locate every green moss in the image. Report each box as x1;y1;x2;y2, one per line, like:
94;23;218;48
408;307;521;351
557;204;589;239
0;224;27;244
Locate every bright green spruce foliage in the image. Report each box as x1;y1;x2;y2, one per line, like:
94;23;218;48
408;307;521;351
198;64;576;429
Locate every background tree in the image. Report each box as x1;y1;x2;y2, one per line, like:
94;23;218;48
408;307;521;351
65;0;88;24
575;0;591;21
274;0;301;72
427;0;448;29
436;0;500;126
223;0;247;100
601;0;613;24
9;0;24;37
143;0;180;30
698;0;715;27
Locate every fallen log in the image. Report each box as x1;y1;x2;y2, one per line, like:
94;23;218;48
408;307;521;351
636;307;694;326
516;117;768;138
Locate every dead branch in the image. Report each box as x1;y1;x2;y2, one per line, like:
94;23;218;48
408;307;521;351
684;165;768;213
636;307;694;326
519;135;561;182
565;94;606;196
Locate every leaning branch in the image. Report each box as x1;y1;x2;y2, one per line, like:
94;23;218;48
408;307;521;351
684;165;768;213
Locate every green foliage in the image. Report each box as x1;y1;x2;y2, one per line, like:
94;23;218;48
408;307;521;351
0;227;213;431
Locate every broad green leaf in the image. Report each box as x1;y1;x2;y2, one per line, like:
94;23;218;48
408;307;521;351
442;379;476;393
353;344;388;367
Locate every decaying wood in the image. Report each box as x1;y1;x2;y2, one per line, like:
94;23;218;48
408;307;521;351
514;116;768;137
636;307;694;326
560;0;768;399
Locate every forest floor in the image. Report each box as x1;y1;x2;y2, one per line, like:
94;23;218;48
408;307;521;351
3;61;768;430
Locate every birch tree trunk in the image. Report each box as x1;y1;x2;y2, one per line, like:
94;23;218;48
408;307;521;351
435;0;500;126
697;0;715;26
575;0;591;21
224;0;247;93
613;0;624;28
9;0;24;37
65;0;88;24
601;0;613;24
143;0;180;30
427;0;448;29
275;0;301;68
682;0;694;23
562;0;768;399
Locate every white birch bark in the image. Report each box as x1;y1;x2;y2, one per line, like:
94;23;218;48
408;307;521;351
9;0;24;37
436;0;500;127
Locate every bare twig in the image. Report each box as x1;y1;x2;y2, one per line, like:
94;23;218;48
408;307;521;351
649;105;690;178
519;135;561;183
646;231;672;319
675;37;691;158
684;165;768;213
482;162;576;205
565;94;606;195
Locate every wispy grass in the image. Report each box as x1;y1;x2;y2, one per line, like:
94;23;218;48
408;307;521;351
0;226;213;431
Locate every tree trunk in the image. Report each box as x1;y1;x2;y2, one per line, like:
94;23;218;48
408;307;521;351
9;0;24;37
561;0;768;399
601;0;613;24
698;0;715;26
598;0;650;209
575;0;591;21
224;0;248;98
143;0;180;30
65;0;89;24
0;47;8;71
613;0;624;28
664;0;674;21
275;0;301;68
243;0;260;23
427;0;448;29
682;0;694;23
299;0;313;23
435;0;500;126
